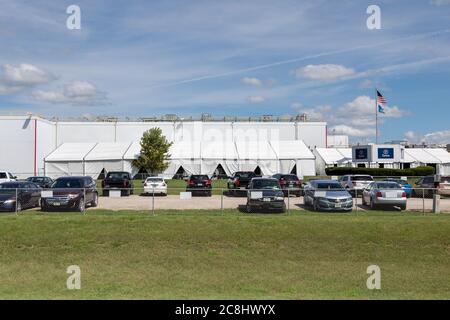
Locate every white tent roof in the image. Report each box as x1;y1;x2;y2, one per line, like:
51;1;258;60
270;140;314;159
170;140;201;159
405;148;441;164
123;142;141;160
45;143;97;161
336;148;352;161
201;140;238;159
85;142;132;161
315;148;350;164
423;148;450;164
235;140;277;160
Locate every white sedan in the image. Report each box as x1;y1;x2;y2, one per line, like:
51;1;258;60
143;177;167;196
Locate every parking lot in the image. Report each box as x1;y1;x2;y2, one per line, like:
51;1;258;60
95;193;450;213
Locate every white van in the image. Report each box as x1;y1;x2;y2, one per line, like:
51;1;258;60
0;171;17;184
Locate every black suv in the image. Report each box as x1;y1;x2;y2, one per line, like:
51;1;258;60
227;171;257;195
186;175;212;196
272;174;303;197
41;176;98;212
101;171;134;196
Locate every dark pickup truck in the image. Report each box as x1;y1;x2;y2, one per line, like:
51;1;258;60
101;171;134;196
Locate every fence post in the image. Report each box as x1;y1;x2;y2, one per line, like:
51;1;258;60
15;188;18;216
83;188;86;215
152;186;155;215
355;189;358;212
287;189;290;214
221;188;223;212
433;190;440;214
422;188;425;214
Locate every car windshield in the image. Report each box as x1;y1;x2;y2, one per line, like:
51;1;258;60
252;180;280;190
235;172;254;178
0;183;24;194
376;182;401;189
351;176;373;181
0;173;7;178
147;178;163;182
389;179;407;185
441;176;450;183
281;175;299;181
52;179;82;188
28;177;45;182
191;175;209;180
316;182;344;190
107;172;129;179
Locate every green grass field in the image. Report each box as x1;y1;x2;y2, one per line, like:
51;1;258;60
1;209;449;299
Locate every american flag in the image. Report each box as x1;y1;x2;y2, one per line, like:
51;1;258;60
377;90;387;105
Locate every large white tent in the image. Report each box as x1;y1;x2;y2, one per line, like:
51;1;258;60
44;140;316;178
44;143;97;177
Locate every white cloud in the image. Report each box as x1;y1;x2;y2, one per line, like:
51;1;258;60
242;77;263;86
31;81;107;105
247;95;265;103
405;130;450;144
329;125;375;137
294;64;355;81
0;63;55;94
292;95;408;138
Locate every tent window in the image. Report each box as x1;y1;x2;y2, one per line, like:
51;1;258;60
403;163;411;169
379;163;384;169
212;164;227;179
357;163;366;168
133;168;149;180
290;164;297;175
173;166;188;180
97;168;107;180
426;163;437;169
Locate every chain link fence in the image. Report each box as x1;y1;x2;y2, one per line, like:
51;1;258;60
0;185;447;215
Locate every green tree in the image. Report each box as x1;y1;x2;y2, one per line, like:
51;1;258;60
132;128;173;175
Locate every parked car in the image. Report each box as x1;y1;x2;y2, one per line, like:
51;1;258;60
384;178;412;198
362;181;407;210
0;182;41;212
413;175;450;198
143;177;167;196
304;180;353;212
339;175;374;196
0;171;17;184
41;176;98;212
228;171;257;195
246;178;286;213
272;174;302;197
26;176;54;189
101;171;133;196
186;175;212;196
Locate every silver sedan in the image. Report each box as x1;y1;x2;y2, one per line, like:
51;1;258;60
362;181;407;210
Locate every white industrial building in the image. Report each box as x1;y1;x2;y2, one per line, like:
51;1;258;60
0;115;324;179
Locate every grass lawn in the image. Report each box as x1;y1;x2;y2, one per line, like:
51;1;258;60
1;209;449;299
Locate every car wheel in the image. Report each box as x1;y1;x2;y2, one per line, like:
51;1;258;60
77;198;85;212
91;193;98;207
246;204;252;213
313;200;319;212
281;204;287;213
400;204;406;211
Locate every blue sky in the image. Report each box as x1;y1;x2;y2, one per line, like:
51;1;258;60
1;0;450;143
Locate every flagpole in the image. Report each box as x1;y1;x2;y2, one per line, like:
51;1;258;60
375;88;378;144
